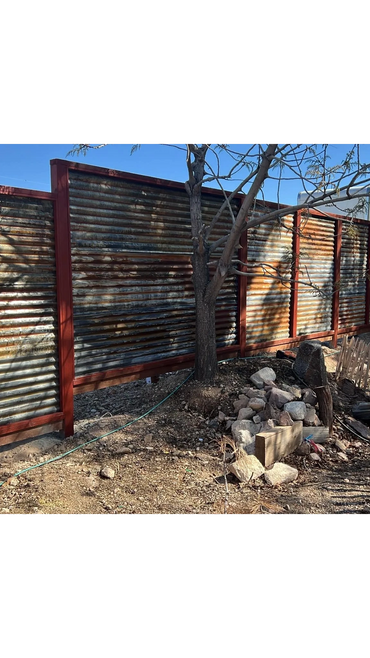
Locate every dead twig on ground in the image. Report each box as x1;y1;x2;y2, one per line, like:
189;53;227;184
220;437;229;514
219;436;237;514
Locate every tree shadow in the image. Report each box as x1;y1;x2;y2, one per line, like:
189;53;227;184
245;215;295;345
244;211;367;349
296;215;334;336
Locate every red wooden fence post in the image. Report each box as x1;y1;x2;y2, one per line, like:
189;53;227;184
289;210;301;339
366;223;370;326
238;223;248;357
332;219;342;348
51;161;75;437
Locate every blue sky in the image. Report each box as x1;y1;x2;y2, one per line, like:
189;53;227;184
1;144;370;206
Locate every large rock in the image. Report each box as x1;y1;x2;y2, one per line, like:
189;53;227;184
264;379;281;390
284;401;307;420
232;418;261;438
243;419;262;435
302;388;318;406
293;340;327;388
268;387;295;408
228;454;265;482
233;395;250;413
248;397;266;412
242;387;266;399
260;419;277;431
237;407;255;421
281;383;302;399
264;463;298;486
303;406;316;424
278;410;294;426
250;367;277;389
231;421;255;453
259;402;280;422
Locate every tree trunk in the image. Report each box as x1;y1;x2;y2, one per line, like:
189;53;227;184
314;384;333;435
185;145;219;383
191;236;218;382
194;291;217;382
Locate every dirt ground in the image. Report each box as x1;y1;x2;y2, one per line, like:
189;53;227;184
1;343;370;515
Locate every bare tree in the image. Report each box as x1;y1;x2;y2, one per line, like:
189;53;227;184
69;144;370;382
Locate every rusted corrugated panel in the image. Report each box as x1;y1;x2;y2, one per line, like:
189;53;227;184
246;217;294;343
297;216;334;335
339;224;367;328
0;195;60;425
69;171;238;254
69;171;238;377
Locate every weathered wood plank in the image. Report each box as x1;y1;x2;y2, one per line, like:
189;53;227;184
255;421;303;468
302;427;329;442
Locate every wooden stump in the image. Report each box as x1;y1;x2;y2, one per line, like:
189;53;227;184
314;384;333;435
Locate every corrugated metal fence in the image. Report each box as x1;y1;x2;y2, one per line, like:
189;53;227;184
297;216;335;335
1;159;370;446
246;215;294;344
0;189;64;446
68;169;239;383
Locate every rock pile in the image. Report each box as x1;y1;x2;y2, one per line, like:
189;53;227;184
230;367;321;456
226;366;326;486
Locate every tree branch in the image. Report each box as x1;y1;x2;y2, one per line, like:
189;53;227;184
186;144;196;189
205;144;278;303
201;159;237;229
209;234;229;253
226;144;278;239
206;167;259;240
246;178;370;230
232;267;331;299
345;166;370;197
